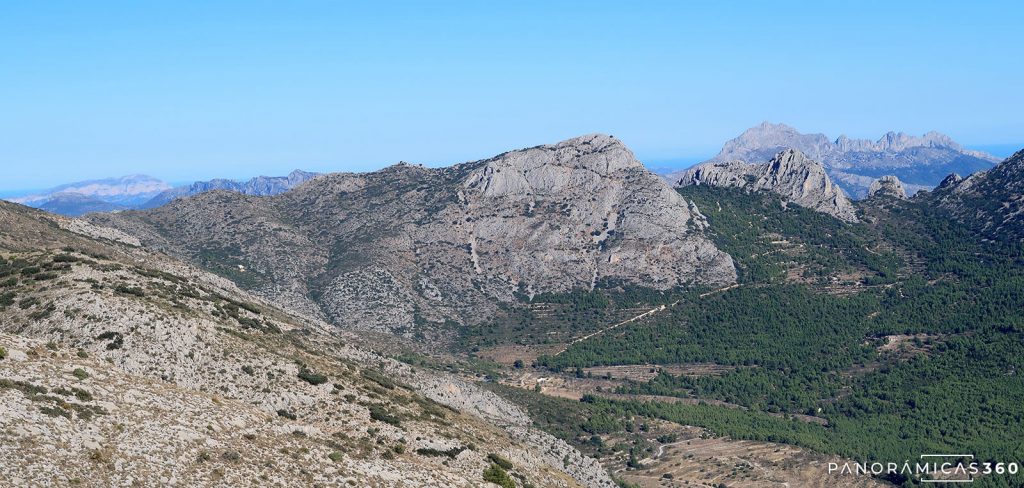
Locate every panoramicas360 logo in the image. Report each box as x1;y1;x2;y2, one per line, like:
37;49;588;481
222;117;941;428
829;454;1020;483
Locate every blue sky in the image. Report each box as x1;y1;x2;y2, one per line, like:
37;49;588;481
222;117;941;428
2;1;1022;191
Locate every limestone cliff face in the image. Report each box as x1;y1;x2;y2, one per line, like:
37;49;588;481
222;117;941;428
91;134;736;334
674;149;859;223
868;175;908;199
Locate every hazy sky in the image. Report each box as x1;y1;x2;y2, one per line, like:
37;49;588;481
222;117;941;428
2;1;1022;191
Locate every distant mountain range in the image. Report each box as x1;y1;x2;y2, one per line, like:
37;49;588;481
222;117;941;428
6;124;1005;216
4;170;318;216
674;122;1002;198
138;170;318;209
9;175;171;210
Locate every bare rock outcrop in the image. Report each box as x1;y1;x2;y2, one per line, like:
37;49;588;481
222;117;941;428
867;175;908;199
674;149;859;222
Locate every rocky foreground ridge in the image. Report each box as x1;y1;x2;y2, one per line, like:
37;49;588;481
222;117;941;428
0;201;614;487
90;134;736;334
673;149;859;222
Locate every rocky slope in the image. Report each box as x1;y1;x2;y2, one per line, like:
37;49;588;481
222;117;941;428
867;175;908;199
90;134;736;334
0;201;614;487
684;122;1000;198
140;170;319;209
927;149;1024;242
673;149;859;222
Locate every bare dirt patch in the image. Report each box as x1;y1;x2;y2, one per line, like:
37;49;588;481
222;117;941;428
474;343;563;367
619;425;885;487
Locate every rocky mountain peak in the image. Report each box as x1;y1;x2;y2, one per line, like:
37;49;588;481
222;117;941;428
674;149;858;222
876;130;960;152
464;134;642;198
867;175;908;199
716;123;832;162
701;123;999;199
765;148;818;174
935;173;964;192
92;135;736;333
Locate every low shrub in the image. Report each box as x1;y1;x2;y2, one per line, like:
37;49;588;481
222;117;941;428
487;453;514;470
483;463;515;488
277;409;297;420
368;405;402;426
297;367;328;386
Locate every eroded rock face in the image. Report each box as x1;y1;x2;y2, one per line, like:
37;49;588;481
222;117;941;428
674;149;859;222
867;175;908;199
90;134;736;334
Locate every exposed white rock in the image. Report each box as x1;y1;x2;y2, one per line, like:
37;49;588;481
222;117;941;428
674;149;859;222
867;175;908;199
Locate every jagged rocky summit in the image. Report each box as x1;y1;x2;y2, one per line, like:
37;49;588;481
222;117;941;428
684;122;1000;198
673;148;859;222
139;169;319;209
867;175;908;199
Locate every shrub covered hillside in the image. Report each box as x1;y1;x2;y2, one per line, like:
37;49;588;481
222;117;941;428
529;186;1024;487
0;201;614;488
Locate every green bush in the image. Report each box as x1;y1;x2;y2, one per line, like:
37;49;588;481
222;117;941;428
482;463;515;488
0;292;15;309
486;453;514;470
95;331;124;350
362;369;396;390
416;446;465;459
277;409;297;420
113;285;145;297
368;404;402;426
0;346;6;360
72;368;89;380
297;367;328;386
